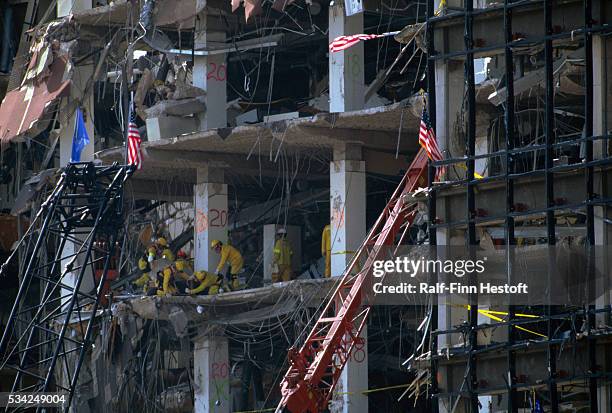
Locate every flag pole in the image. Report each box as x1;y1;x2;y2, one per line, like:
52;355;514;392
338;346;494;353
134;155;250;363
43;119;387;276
121;59;130;166
122;37;135;166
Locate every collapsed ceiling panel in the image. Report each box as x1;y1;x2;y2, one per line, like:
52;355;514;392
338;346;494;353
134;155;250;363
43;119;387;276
0;55;71;144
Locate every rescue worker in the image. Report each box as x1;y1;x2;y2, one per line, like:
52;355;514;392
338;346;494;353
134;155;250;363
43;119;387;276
211;239;245;290
133;253;155;294
321;224;331;277
185;270;222;295
147;237;175;263
172;250;193;293
271;228;293;283
174;250;193;278
157;264;178;296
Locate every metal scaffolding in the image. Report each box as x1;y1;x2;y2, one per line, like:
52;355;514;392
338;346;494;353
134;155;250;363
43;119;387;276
425;0;612;411
0;162;131;412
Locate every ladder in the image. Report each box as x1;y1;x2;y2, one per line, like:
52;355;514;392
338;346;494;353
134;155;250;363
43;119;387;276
276;149;429;413
0;163;131;412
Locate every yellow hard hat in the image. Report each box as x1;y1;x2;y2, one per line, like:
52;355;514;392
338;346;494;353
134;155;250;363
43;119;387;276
211;239;222;249
162;248;174;261
157;237;168;247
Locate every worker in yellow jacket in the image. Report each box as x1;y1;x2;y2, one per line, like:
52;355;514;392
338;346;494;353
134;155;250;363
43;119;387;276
147;237;175;262
185;270;222;295
174;250;193;279
321;224;331;277
157;265;178;296
211;239;245;290
133;253;155;293
272;228;293;283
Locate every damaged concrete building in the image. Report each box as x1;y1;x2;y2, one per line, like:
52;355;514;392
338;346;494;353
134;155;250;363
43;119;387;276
0;0;611;412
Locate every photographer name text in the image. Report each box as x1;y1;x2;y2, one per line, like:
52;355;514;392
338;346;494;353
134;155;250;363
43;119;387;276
373;282;528;295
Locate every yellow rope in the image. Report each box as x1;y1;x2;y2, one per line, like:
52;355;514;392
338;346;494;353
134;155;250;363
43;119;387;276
456;162;484;179
465;305;547;338
336;382;412;396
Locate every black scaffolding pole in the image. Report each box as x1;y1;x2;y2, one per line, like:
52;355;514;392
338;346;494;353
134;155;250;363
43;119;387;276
464;0;478;410
584;0;598;411
504;1;517;412
544;1;559;412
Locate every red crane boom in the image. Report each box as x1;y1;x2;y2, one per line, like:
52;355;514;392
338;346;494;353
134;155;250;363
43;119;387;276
277;148;430;413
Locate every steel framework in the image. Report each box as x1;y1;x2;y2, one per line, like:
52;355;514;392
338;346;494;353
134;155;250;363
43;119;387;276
425;0;612;412
0;162;131;412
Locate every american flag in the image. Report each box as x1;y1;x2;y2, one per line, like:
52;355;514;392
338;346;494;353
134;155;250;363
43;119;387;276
419;107;445;181
329;34;384;53
127;105;142;170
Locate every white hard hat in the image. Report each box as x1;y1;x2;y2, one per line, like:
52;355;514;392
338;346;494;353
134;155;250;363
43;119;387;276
277;228;287;234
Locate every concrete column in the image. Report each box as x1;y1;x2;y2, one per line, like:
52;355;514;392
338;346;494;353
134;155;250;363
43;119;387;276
194;335;230;413
592;35;612;330
262;224;302;282
194;6;227;130
56;5;95;408
330;143;366;276
593;35;611;160
433;57;464;351
433;54;465;412
331;327;368;413
434;61;463;177
57;0;92;16
194;166;228;272
328;4;364;113
59;64;95;304
329;143;367;413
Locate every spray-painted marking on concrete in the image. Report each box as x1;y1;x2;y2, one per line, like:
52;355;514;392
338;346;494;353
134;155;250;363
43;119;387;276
195;209;208;233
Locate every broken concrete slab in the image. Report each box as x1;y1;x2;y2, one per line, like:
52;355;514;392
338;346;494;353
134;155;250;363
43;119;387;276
145;97;206;118
146;115;200;141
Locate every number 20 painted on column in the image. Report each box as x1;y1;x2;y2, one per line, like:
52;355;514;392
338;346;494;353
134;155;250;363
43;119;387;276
209;209;227;227
207;63;227;81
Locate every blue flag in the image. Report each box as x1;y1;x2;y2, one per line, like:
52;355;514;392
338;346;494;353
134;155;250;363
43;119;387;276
534;400;543;413
71;108;90;162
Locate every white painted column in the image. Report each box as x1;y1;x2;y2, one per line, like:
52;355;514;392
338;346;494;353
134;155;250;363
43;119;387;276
194;335;230;413
330;144;365;276
434;60;463;179
56;5;95;408
58;64;95;305
262;224;302;282
328;4;364;113
57;0;92;17
194;166;228;272
194;6;227;130
592;36;611;334
329;143;367;413
433;50;464;412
